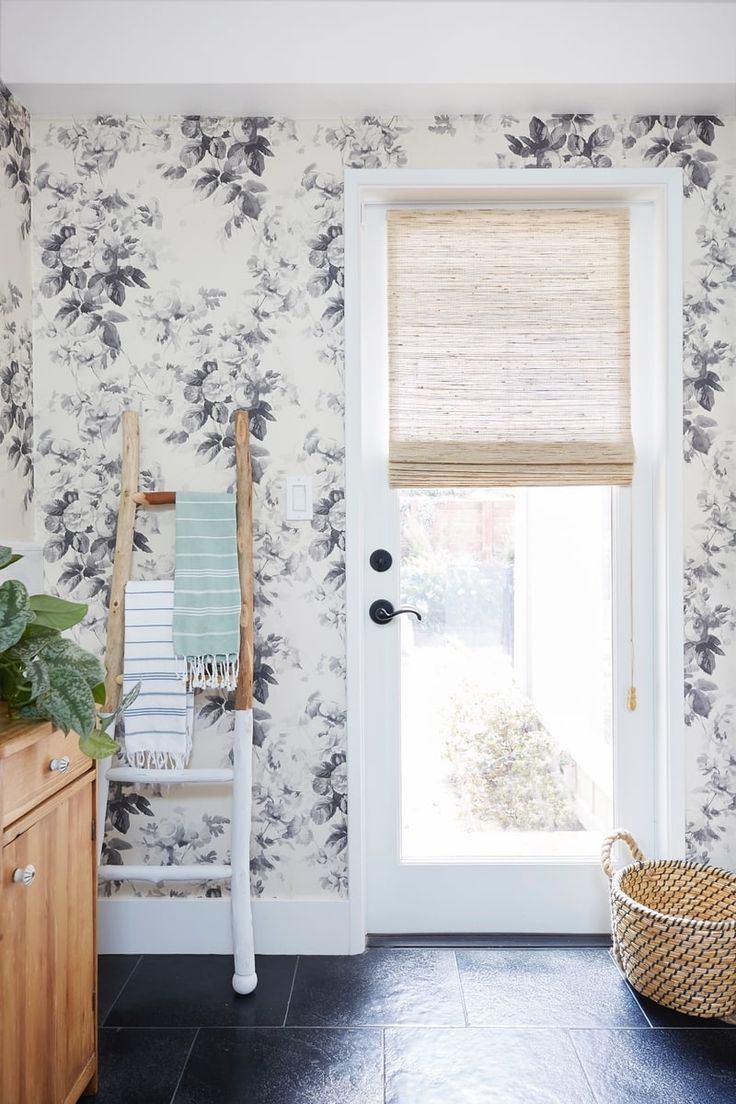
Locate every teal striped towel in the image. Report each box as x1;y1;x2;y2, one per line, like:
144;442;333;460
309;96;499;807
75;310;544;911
173;491;241;690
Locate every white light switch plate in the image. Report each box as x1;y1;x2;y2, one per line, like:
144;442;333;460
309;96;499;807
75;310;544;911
286;475;313;520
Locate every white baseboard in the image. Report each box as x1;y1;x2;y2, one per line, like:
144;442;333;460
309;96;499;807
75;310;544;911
98;896;353;955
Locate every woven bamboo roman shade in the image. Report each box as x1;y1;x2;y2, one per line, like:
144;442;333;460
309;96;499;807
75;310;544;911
387;207;634;487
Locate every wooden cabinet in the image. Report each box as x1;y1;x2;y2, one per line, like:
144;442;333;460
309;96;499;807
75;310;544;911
0;718;97;1104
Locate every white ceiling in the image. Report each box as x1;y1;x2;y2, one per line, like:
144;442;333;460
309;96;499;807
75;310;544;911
2;0;735;116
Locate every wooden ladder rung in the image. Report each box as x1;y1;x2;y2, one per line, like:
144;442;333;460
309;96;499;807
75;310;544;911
132;491;176;506
98;864;232;883
106;767;234;785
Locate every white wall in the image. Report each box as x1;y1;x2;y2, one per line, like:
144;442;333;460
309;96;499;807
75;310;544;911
3;1;736;115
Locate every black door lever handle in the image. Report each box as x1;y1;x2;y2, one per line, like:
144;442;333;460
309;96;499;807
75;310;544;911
369;599;422;625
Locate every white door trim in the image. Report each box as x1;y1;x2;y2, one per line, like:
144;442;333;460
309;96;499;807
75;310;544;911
345;168;684;950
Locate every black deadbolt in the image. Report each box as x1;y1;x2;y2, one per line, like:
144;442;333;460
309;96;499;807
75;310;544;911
369;548;393;573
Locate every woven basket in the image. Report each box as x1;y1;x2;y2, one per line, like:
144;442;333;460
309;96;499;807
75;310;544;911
601;829;736;1019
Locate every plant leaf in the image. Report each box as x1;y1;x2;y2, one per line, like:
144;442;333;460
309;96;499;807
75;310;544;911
0;546;22;570
20;665;97;738
116;682;141;714
0;578;33;651
92;680;106;705
29;593;88;631
41;636;104;690
24;656;51;699
78;728;119;759
0;659;33;707
20;622;58;641
97;681;141;731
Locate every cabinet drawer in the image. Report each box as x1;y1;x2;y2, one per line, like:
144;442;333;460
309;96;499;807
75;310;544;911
2;725;92;827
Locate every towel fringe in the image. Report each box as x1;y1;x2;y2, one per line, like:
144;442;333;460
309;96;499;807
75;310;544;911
124;749;188;771
178;652;239;692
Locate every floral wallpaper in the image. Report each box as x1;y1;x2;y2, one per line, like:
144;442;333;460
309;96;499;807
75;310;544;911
29;111;736;900
0;83;33;537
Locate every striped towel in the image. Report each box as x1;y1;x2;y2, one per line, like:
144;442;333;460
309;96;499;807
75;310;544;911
173;491;241;690
122;580;193;769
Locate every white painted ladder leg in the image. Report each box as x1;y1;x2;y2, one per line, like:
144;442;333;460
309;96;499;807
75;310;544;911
231;708;257;995
231;409;257;996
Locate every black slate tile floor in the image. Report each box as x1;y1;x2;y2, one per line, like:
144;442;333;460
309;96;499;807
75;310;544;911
96;953;141;1024
106;952;298;1028
91;947;736;1103
175;1028;384;1104
285;948;466;1026
571;1028;736;1104
95;1027;197;1104
456;947;649;1028
632;991;736;1029
384;1027;596;1104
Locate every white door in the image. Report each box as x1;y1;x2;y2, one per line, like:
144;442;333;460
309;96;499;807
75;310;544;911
355;191;659;934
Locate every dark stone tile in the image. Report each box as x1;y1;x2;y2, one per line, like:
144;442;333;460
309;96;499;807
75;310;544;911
286;948;465;1027
630;989;736;1029
98;955;141;1024
173;1027;383;1104
107;954;296;1028
457;948;648;1028
90;1028;195;1104
572;1028;736;1104
385;1027;595;1103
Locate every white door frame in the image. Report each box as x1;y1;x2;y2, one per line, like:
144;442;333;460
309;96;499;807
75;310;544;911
344;168;684;952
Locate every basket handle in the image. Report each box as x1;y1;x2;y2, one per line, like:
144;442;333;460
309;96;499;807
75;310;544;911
601;829;645;881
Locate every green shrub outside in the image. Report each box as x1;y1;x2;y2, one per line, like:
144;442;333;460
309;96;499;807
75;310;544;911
445;681;580;832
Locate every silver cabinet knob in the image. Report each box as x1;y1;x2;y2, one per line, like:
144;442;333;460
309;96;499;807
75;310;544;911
49;756;71;774
13;864;36;887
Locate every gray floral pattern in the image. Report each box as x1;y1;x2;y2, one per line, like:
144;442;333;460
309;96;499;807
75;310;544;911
26;111;736;899
0;281;32;507
1;82;31;237
0;83;33;529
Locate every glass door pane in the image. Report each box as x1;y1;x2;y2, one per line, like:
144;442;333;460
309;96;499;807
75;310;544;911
399;486;613;862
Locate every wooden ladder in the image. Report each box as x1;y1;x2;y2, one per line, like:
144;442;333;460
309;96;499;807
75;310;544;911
96;409;257;994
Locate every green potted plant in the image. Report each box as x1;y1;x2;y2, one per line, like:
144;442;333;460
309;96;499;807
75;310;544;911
0;545;137;757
